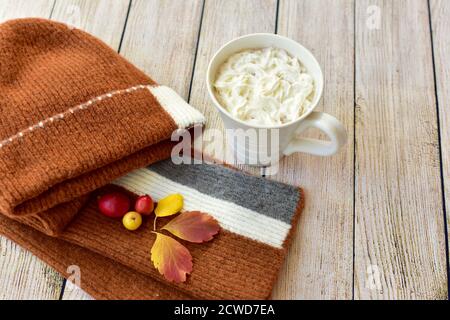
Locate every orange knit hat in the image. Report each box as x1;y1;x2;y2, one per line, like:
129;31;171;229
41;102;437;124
0;18;204;226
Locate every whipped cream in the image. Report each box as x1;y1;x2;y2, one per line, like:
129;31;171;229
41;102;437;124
213;47;314;126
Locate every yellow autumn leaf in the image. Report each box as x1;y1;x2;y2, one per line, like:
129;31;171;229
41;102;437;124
155;193;183;217
150;232;192;283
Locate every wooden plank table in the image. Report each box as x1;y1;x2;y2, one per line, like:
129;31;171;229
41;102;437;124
0;0;448;300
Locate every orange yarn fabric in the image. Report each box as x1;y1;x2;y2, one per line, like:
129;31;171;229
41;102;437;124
0;18;303;300
0;18;202;234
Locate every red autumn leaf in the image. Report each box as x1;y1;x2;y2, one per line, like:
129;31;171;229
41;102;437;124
162;211;220;243
150;232;193;283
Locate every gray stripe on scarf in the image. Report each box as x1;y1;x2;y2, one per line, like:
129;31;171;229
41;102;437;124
148;160;300;224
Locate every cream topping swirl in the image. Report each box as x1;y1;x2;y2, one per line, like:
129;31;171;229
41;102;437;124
213;47;314;126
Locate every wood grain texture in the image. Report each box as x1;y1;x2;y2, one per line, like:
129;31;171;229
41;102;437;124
270;0;355;299
120;0;203;98
51;0;130;50
354;0;447;299
0;238;62;300
49;0;132;300
1;0;449;301
61;281;93;300
0;0;64;301
430;0;450;273
189;0;276;173
0;0;55;21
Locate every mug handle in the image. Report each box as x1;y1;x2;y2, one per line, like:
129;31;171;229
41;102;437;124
283;111;347;156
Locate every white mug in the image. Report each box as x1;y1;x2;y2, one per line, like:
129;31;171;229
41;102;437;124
206;33;347;166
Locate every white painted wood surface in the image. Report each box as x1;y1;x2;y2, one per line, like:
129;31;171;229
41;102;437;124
120;0;203;98
0;0;55;21
51;0;130;50
0;0;448;300
430;0;450;275
271;0;355;300
354;0;447;299
61;279;93;300
0;237;62;300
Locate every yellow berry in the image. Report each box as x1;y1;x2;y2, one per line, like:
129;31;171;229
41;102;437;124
122;211;142;231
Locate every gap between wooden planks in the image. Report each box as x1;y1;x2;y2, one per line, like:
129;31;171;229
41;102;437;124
430;0;450;297
353;0;447;299
270;0;354;299
0;0;448;300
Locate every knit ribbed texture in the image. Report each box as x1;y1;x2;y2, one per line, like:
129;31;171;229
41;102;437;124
1;161;304;300
0;18;204;234
114;168;291;248
0;18;303;300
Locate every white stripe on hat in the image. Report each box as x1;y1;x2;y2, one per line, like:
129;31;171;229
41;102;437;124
148;86;205;129
113;168;291;249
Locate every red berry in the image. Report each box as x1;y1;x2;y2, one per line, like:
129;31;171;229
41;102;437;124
97;192;130;218
134;194;154;215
